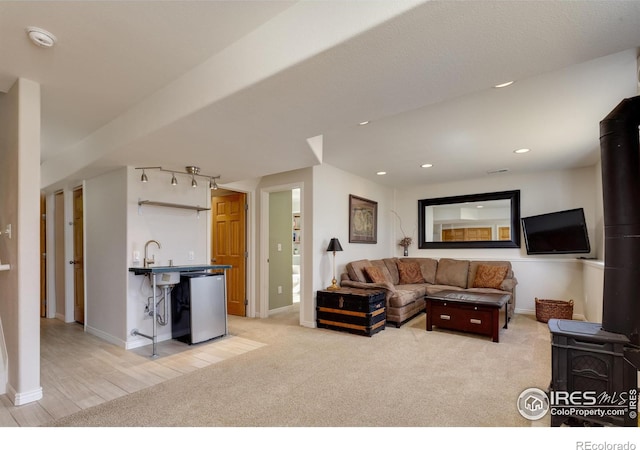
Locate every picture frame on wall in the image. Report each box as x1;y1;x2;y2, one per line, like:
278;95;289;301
349;194;377;243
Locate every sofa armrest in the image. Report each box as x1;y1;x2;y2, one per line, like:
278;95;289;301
340;279;397;293
500;277;517;293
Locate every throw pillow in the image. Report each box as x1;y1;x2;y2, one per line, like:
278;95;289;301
473;264;508;289
363;266;387;284
397;260;425;284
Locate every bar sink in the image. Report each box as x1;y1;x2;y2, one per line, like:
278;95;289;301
151;271;180;286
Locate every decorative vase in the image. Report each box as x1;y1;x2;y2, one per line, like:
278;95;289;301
403;246;408;257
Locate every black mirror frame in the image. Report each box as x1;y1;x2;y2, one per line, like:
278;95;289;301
418;190;521;249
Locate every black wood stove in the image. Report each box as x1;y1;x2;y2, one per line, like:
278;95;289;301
548;96;640;427
548;319;637;427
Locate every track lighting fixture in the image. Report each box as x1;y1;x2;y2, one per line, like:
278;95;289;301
135;166;221;189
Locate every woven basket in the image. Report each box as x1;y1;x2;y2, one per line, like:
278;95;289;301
535;298;574;323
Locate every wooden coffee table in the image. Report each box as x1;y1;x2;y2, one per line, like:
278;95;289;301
425;290;510;342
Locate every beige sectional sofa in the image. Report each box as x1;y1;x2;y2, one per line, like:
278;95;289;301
339;257;518;327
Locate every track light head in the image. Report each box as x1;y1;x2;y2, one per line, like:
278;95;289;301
136;166;219;188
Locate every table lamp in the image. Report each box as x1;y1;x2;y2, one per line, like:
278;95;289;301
326;238;343;290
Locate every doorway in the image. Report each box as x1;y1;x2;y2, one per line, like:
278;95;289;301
54;191;65;320
292;188;301;304
260;183;304;321
72;188;84;324
268;191;293;311
211;191;247;316
266;187;302;313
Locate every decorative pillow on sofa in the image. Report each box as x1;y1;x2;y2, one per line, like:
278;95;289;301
363;266;388;284
472;264;508;289
397;260;425;284
400;258;438;284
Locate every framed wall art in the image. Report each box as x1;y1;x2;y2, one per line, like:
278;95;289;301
349;194;377;243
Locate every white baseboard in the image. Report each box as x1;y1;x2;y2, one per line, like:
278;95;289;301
515;308;586;321
6;383;43;406
85;324;172;350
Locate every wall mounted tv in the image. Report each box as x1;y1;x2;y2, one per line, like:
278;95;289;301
521;208;591;255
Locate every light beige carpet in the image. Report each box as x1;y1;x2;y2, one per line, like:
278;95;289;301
46;308;552;427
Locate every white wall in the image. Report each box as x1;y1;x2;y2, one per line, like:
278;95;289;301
582;260;604;323
394;166;600;316
0;78;42;404
59;166;217;350
312;163;395;299
126;167;211;348
84;168;128;344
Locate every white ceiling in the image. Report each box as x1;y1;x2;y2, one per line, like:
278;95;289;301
1;1;639;191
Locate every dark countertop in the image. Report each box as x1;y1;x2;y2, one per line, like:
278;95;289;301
129;264;232;275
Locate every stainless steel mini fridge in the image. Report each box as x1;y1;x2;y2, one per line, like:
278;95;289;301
171;272;227;344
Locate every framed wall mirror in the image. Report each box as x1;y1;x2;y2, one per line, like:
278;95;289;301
418;190;521;249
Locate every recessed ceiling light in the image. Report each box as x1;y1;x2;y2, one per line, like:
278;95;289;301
476;205;484;208
514;148;531;154
26;26;56;48
376;171;386;175
359;121;370;126
493;81;514;88
420;163;433;168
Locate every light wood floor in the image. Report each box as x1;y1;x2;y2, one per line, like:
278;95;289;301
0;317;266;427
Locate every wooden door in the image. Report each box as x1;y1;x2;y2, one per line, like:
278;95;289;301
73;188;85;324
442;227;492;241
465;227;492;241
442;228;464;241
40;195;46;317
212;193;246;316
498;226;511;240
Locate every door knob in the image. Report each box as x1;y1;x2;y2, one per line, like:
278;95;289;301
69;260;78;264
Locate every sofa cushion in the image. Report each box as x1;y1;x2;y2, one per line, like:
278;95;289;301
388;289;420;308
472;264;508;289
467;260;512;288
435;258;469;288
370;259;393;284
383;258;400;285
400;257;438;284
397;260;425;284
346;259;371;283
363;266;387;284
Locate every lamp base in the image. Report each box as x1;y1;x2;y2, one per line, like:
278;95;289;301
326;279;340;291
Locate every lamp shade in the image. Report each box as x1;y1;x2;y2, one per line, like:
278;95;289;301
326;238;343;252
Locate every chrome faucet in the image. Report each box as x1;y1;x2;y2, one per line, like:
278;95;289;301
144;240;161;268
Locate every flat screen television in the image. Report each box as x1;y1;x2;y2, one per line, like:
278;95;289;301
521;208;591;255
